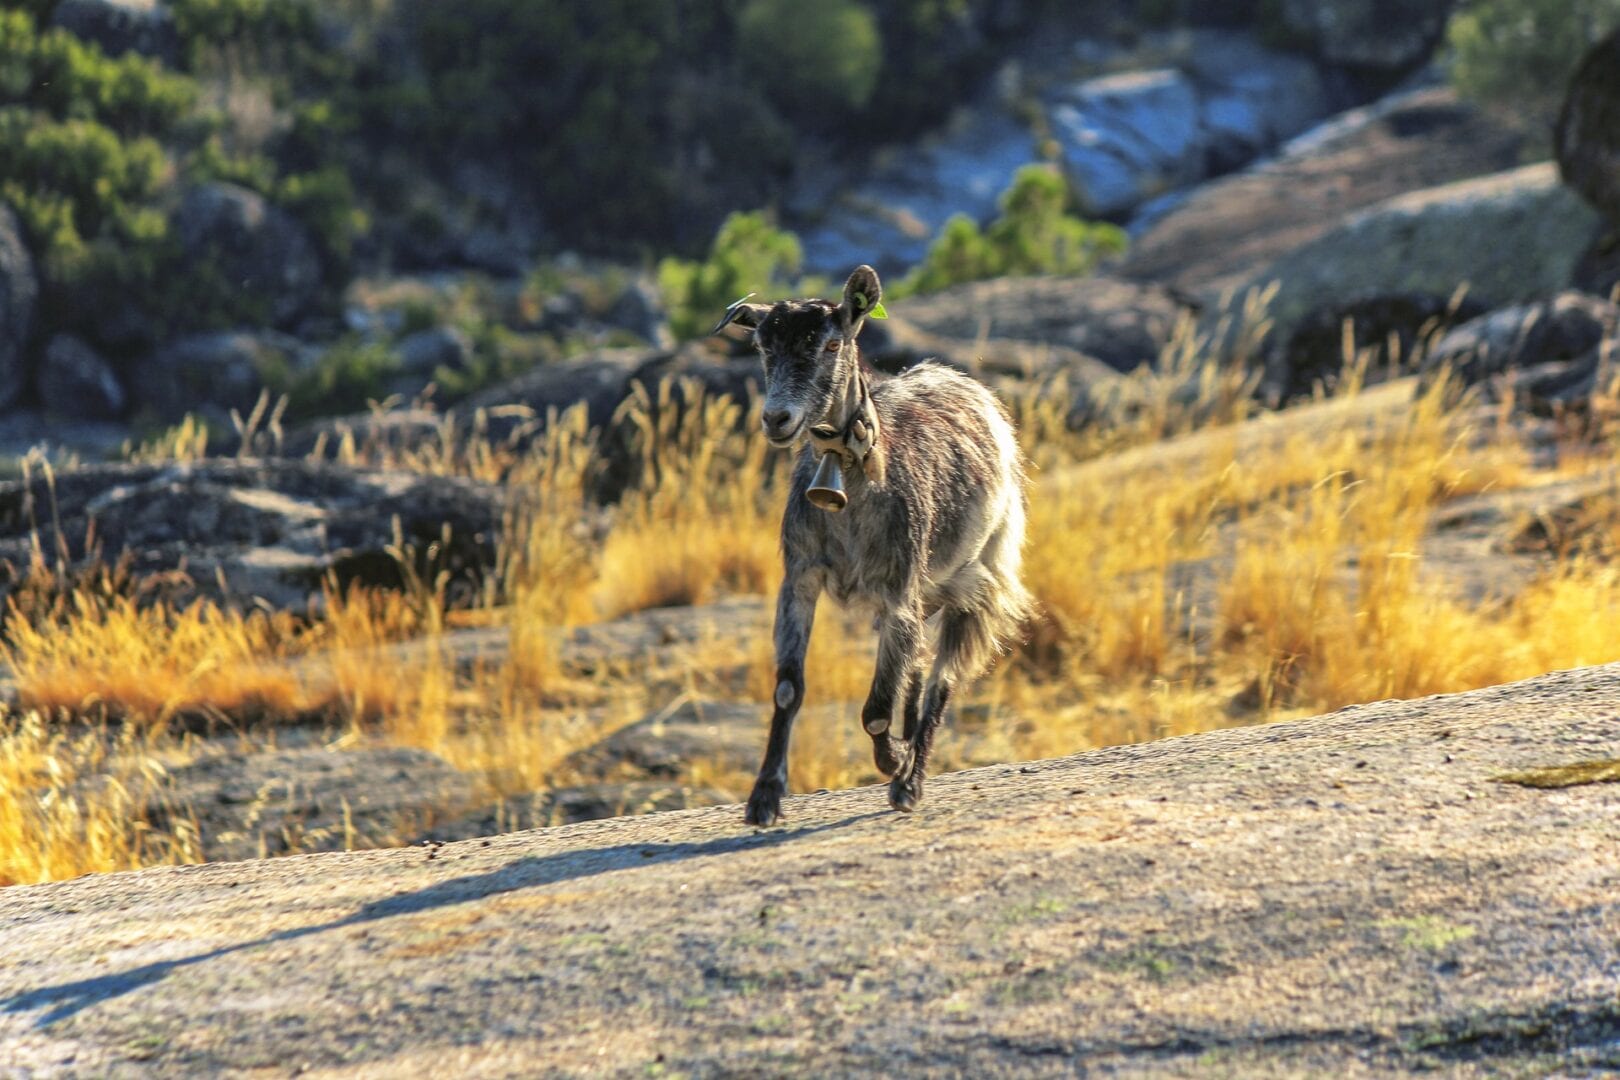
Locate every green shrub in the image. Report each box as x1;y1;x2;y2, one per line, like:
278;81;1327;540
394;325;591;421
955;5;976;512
350;0;1049;253
896;165;1127;296
1448;0;1620;138
0;1;59;22
260;338;400;420
400;0;683;247
0;108;171;309
738;0;882;118
856;0;991;144
167;0;323;72
658;212;805;340
0;9;195;133
273;165;365;273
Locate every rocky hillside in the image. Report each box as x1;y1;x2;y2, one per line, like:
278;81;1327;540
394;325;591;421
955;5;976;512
2;663;1617;1076
0;0;1529;454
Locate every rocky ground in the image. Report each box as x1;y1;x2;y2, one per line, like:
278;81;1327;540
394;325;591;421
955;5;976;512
2;663;1617;1076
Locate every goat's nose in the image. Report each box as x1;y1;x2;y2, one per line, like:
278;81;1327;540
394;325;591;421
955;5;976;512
763;409;793;434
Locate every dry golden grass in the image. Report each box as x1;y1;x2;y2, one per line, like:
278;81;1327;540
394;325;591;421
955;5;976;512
9;311;1620;883
4;595;314;727
593;383;781;618
0;714;201;886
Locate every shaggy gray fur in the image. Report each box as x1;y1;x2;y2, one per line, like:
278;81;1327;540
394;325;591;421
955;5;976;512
715;266;1034;824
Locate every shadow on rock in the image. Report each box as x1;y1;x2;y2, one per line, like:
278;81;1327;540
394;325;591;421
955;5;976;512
1;811;880;1027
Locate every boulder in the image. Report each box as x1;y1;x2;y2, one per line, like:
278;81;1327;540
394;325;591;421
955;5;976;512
50;0;179;64
172;184;324;329
1574;233;1620;300
457;348;648;441
1276;0;1453;75
0;205;38;412
1273;292;1488;401
1122;87;1528;297
792;32;1341;277
283;346;739;487
280;408;448;462
793;99;1038;277
395;326;473;378
1557;28;1620;226
1048;38;1339;224
1417;292;1620;412
626;347;760;411
1468;359;1612;415
135;330;304;424
0;460;506;611
1049;69;1205;219
856;313;1119;386
1218;163;1605;365
537;290;587;337
1186;30;1335;172
460;226;535;277
37;335;126;420
588;348;766;499
894;275;1192;373
0;409;131;462
389;325;472;399
607;279;675;349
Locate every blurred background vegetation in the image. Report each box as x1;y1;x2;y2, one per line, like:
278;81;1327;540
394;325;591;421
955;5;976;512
1448;0;1620;143
1;0;1618;413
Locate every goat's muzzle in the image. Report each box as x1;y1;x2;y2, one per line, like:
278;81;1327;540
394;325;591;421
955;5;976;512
806;451;847;512
762;408;802;447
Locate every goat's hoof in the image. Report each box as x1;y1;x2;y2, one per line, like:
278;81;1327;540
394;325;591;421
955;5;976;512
872;735;906;778
888;772;922;813
745;781;784;827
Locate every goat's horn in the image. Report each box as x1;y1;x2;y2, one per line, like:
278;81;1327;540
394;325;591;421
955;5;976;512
806;451;847;513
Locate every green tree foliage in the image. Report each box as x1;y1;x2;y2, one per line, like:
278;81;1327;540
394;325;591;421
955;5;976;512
896;166;1128;296
167;0;320;57
1448;0;1620;137
0;10;195;132
0;111;166;270
658;212;805;340
385;0;1052;253
738;0;882;119
401;0;720;249
0;9;185;326
259;337;400;420
0;2;364;345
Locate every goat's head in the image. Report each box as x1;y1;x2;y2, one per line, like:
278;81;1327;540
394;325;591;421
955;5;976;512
712;265;883;448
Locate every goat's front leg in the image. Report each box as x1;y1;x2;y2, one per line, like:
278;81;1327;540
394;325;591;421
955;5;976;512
745;573;820;827
861;605;924;779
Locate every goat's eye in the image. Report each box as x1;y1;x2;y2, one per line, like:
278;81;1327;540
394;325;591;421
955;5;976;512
823;338;840;352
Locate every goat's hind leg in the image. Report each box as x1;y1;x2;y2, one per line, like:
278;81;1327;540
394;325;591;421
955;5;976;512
890;605;988;812
861;606;924;779
746;573;820;827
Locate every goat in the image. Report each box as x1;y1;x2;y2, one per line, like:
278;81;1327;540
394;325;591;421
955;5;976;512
712;265;1034;825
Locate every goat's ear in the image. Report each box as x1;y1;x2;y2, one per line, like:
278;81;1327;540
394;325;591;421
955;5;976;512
840;265;882;331
710;294;769;336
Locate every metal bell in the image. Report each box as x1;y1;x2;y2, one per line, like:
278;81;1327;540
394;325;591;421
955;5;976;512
806;451;847;512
